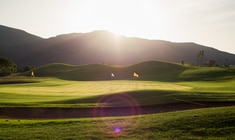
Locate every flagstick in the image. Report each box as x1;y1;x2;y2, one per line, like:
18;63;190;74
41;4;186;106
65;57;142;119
109;80;112;91
109;74;112;91
134;77;138;90
135;79;137;90
110;73;115;91
133;72;139;90
132;72;135;90
31;71;35;78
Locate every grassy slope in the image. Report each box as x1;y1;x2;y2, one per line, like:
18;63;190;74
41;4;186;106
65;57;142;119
180;66;235;81
21;61;235;81
0;106;234;139
22;61;187;81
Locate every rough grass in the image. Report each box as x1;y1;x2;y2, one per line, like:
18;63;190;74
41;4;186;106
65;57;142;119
0;106;234;139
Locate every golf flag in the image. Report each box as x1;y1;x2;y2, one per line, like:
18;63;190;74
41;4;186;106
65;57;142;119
111;73;115;77
133;72;139;78
31;71;35;77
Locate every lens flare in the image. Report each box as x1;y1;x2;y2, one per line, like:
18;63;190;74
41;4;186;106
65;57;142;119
93;93;141;136
114;127;121;133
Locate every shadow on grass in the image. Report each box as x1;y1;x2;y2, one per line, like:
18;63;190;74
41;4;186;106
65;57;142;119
0;78;40;84
43;89;235;107
44;90;177;106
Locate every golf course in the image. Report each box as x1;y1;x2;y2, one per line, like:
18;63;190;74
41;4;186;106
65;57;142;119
0;61;235;139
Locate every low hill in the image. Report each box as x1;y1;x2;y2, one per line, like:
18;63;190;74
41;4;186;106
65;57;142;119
23;61;235;81
1;25;235;66
23;61;185;81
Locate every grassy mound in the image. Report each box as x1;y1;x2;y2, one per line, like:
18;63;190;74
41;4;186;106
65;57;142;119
29;63;113;80
21;61;235;81
180;66;235;81
22;61;186;81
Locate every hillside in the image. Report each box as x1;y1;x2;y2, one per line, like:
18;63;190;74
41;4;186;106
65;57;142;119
1;25;235;66
0;25;43;47
23;61;235;81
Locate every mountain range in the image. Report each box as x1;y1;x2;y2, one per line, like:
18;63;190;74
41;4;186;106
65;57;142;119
1;25;235;66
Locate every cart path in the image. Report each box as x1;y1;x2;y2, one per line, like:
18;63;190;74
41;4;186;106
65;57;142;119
0;101;235;119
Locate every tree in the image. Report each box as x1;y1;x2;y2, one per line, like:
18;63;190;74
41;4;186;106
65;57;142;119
0;57;17;76
197;50;204;66
206;60;216;67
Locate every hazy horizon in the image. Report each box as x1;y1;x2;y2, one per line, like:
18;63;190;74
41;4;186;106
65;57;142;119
1;0;235;54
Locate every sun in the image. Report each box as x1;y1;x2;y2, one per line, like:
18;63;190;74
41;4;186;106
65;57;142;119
65;0;170;40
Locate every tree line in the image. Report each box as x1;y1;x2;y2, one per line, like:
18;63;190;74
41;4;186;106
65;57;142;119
196;50;230;67
0;57;35;76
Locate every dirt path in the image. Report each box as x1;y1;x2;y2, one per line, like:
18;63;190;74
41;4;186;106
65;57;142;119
0;102;235;119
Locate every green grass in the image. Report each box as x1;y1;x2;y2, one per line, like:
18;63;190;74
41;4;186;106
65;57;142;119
0;76;39;84
0;76;235;107
1;61;235;139
0;106;234;139
0;78;191;107
180;66;235;81
22;61;187;81
21;61;235;81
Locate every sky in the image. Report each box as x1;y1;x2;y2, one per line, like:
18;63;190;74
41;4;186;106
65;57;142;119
1;0;235;54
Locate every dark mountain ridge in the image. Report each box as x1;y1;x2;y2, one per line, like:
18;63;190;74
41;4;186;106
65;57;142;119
0;25;43;47
1;25;235;66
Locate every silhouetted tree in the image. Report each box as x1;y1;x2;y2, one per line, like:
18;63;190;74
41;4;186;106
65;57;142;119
206;60;216;67
0;57;17;76
197;50;204;66
17;65;37;72
181;60;184;65
224;58;229;68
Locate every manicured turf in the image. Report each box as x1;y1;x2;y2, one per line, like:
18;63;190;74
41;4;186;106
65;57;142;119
1;61;235;139
1;71;235;107
21;61;235;81
0;106;234;139
22;61;187;81
1;61;235;108
0;78;191;107
1;77;235;107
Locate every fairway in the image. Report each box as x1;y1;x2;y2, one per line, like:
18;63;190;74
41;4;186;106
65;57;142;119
1;63;235;139
1;76;235;120
0;78;191;107
1;76;235;108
